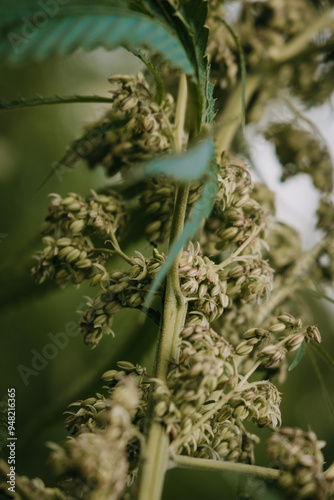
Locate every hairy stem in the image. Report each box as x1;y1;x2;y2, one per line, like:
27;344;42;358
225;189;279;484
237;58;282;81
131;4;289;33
168;454;280;480
137;75;189;500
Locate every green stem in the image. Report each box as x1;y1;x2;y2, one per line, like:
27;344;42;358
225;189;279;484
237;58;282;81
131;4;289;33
215;74;261;158
169;454;280;480
0;94;114;112
137;76;189;500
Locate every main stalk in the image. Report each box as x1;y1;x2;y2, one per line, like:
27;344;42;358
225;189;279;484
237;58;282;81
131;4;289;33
136;75;189;500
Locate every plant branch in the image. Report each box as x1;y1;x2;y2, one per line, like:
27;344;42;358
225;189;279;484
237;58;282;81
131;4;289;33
216;223;266;270
256;238;327;325
0;94;114;112
269;7;334;64
104;231;134;265
168;454;280;480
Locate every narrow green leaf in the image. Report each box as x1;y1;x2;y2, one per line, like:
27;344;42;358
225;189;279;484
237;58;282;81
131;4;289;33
130;49;165;105
145;159;219;305
222;19;246;129
307;349;334;421
1;11;193;75
288;342;306;371
142;0;210;129
133;138;215;182
310;340;334;371
306;288;334;305
0;94;113;112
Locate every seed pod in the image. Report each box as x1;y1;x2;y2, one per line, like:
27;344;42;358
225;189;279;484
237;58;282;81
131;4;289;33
285;333;305;352
217;226;239;240
306;325;321;344
235;341;254;356
269;323;286;334
75;259;92;269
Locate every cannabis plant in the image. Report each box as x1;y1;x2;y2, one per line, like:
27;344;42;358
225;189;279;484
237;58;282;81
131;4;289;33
1;1;334;499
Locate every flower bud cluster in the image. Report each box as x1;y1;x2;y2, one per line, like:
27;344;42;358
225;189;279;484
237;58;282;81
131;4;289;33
65;363;145;436
148;320;236;454
32;235;106;287
235;314;321;369
41;189;126;239
219;381;281;428
179;243;273;323
160;317;280;458
32;189;125;287
203;158;266;255
178;242;229;321
0;475;65;500
84;73;174;176
140;177;202;245
224;258;274;303
80;249;164;347
49;376;141;500
194;419;258;464
168;322;235;411
266;427;334;500
206;5;239;91
316;198;334;284
264;123;333;193
208;0;334;112
266;222;302;272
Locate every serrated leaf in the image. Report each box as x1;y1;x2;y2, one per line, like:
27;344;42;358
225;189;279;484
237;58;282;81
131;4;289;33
139;0;211;128
0;9;193;75
288;342;306;371
0;94;113;112
205;68;217;124
145;159;219;305
130;49;165;105
133;138;215;182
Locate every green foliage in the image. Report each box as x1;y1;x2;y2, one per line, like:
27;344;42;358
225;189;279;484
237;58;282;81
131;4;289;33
1;7;194;72
134;138;215;182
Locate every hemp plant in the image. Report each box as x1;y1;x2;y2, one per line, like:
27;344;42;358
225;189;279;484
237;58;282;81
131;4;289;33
1;1;334;499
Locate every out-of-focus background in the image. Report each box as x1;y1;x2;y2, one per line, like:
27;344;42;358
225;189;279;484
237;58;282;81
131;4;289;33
0;47;333;500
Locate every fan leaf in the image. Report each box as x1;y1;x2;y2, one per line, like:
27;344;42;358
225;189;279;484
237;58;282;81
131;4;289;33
133;138;215;182
0;9;193;74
